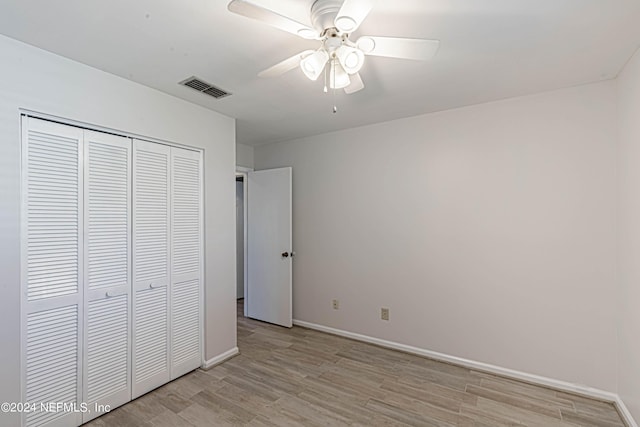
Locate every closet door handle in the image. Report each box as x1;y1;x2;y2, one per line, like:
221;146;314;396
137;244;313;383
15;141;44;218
281;252;289;258
105;290;126;298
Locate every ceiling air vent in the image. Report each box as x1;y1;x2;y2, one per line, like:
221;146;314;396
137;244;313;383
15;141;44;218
179;76;231;99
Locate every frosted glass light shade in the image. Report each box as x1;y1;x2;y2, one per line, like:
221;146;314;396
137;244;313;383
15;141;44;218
356;36;375;54
300;49;329;81
329;59;351;89
335;45;364;74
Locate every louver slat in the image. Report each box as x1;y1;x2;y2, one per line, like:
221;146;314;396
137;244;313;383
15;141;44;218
134;149;168;283
86;296;128;402
87;140;129;291
172;279;200;365
134;287;168;382
26;128;80;301
172;155;200;276
25;306;79;427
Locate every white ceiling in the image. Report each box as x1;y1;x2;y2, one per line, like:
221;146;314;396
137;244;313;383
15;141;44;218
1;0;640;146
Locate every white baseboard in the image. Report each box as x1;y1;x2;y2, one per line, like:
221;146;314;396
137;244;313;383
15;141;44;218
201;347;239;370
615;395;639;427
293;319;637;427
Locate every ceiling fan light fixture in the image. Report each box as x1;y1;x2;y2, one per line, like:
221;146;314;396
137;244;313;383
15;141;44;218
336;45;364;74
227;0;440;98
329;59;351;89
300;49;329;81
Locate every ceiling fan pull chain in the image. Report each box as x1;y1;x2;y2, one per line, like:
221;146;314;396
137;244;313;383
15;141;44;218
333;60;338;113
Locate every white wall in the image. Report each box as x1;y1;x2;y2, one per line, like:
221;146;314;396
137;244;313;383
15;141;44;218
0;35;236;426
254;81;618;392
617;46;640;421
237;142;254;169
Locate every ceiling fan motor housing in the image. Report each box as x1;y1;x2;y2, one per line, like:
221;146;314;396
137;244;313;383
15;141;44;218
311;0;344;33
324;31;345;54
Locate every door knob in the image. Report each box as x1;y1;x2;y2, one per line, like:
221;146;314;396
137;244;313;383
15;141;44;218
281;252;289;258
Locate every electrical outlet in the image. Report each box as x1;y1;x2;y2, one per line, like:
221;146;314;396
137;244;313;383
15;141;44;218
332;299;339;310
381;307;389;321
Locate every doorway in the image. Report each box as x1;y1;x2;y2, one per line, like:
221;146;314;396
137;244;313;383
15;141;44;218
236;170;249;318
236;175;244;301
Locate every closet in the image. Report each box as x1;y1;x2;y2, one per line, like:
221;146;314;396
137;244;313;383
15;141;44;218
21;117;203;427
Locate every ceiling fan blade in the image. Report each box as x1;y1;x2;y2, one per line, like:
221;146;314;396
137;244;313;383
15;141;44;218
258;50;314;78
356;36;440;60
344;72;365;94
335;0;374;33
228;0;319;39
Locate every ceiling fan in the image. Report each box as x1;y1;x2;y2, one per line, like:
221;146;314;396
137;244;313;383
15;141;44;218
227;0;440;95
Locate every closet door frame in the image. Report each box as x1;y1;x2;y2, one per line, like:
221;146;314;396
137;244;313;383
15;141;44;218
20;111;205;426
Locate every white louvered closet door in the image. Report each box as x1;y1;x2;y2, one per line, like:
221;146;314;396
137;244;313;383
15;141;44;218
132;139;171;398
21;117;84;427
170;147;203;379
82;131;131;423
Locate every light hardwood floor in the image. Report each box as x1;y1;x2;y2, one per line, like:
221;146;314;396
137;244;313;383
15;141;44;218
86;300;626;426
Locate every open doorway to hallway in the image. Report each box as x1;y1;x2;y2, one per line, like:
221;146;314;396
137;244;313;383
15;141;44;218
236;175;245;302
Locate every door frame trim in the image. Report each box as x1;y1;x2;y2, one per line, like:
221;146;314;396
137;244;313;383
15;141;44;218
236;166;252;317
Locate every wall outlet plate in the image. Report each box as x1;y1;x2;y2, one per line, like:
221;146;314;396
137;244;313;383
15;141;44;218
381;307;389;321
332;299;339;310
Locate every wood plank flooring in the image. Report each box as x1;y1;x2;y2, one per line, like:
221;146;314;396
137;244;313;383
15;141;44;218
86;301;626;426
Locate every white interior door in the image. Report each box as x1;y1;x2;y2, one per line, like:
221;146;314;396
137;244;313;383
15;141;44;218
21;117;84;427
169;147;202;379
247;167;292;328
82;130;131;423
132;139;171;398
